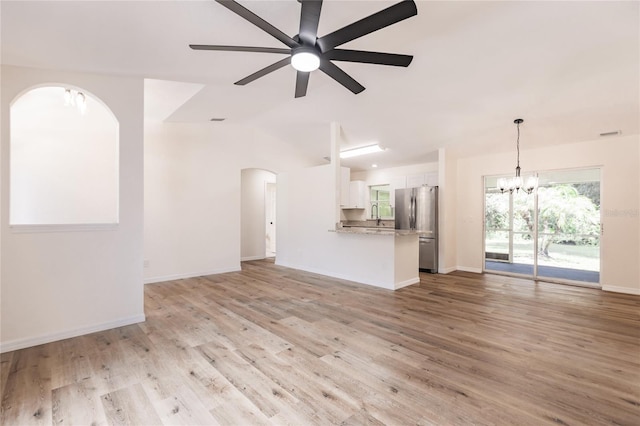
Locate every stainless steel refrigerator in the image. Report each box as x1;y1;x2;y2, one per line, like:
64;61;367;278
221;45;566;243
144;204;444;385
395;186;438;273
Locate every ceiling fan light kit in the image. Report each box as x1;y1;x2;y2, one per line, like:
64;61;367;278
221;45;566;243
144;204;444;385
291;47;320;72
190;0;418;98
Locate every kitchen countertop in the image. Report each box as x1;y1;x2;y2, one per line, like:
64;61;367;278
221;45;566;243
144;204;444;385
330;227;418;236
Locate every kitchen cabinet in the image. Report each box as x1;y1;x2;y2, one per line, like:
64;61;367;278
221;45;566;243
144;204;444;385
348;180;366;208
406;172;438;188
388;176;406;209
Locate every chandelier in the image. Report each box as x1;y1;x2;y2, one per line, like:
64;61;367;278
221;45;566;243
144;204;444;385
497;118;537;194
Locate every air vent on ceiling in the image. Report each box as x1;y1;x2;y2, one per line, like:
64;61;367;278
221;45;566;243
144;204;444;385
599;130;621;137
210;118;226;122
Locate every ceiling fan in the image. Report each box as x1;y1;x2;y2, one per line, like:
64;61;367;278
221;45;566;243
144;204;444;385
190;0;418;98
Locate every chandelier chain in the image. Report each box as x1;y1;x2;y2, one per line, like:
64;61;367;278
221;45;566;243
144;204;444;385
516;120;520;169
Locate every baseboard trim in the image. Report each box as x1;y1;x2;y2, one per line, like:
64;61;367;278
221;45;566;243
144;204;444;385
602;285;640;295
0;314;146;353
144;266;240;284
438;266;457;274
241;255;265;261
395;277;420;290
456;266;483;274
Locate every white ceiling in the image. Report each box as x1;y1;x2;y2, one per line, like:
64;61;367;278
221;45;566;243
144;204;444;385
2;1;638;170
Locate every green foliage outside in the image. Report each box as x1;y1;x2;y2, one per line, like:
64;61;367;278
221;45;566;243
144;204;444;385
370;185;392;219
485;183;600;259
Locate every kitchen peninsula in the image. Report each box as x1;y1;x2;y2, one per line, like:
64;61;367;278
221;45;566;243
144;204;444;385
329;223;419;290
276;158;420;291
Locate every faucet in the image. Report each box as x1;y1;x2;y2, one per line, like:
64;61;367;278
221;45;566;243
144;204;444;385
372;204;382;226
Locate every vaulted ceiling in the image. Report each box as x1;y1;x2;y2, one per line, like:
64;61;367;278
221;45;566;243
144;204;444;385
2;1;638;170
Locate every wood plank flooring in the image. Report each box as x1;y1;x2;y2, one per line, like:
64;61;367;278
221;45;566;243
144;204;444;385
2;259;639;425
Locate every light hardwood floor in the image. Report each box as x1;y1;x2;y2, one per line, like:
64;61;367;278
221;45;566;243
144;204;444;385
2;259;639;425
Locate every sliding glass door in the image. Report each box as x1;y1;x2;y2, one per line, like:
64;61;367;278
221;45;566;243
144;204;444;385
485;178;535;276
484;168;601;285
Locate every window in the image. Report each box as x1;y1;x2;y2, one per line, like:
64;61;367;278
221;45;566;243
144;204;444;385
10;86;119;228
370;184;393;219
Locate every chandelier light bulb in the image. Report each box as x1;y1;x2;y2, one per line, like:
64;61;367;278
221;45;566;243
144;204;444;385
525;175;538;194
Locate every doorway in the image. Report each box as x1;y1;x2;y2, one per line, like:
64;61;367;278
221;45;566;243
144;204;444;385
484;168;601;285
240;169;276;261
265;182;276;257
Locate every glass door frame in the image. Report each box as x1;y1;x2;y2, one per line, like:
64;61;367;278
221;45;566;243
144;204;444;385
483;167;602;288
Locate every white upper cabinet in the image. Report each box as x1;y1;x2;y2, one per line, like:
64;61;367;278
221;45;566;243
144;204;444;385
406;172;438;188
348;180;366;208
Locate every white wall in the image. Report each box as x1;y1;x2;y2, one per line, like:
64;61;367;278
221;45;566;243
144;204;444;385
1;65;145;352
456;134;640;294
143;121;314;284
438;148;458;274
241;168;276;261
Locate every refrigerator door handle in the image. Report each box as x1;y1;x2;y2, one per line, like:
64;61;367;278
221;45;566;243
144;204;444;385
409;191;415;229
413;193;417;229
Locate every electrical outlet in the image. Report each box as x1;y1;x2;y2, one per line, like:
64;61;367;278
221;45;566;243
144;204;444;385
143;260;150;268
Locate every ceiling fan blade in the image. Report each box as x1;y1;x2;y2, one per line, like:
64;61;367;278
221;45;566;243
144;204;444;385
190;45;291;54
295;71;310;98
316;0;417;52
235;57;291;86
319;60;365;94
298;0;323;46
215;0;299;49
324;49;413;67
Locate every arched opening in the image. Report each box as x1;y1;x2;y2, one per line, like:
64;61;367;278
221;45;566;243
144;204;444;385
10;85;119;226
241;168;277;261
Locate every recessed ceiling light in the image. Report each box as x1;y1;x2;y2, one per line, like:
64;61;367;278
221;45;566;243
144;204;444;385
371;164;378;168
340;144;384;159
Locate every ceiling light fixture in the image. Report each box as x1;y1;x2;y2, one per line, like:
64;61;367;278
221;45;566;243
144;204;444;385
497;119;537;194
371;164;378;168
340;144;384;159
290;47;320;72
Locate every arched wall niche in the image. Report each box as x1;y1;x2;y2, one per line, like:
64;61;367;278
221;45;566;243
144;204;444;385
9;84;119;228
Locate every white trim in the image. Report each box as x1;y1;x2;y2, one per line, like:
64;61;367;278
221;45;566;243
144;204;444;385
395;277;420;289
10;223;118;233
602;285;640;295
144;266;240;284
0;314;145;353
241;255;265;261
438;266;457;274
456;266;483;274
